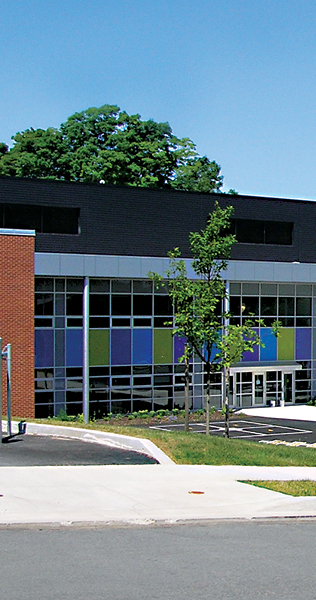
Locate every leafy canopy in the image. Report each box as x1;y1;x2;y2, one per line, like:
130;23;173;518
0;104;224;193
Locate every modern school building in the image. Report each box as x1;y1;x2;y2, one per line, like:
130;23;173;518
1;176;315;418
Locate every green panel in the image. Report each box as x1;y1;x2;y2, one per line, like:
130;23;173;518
277;328;294;360
89;330;110;366
154;329;173;364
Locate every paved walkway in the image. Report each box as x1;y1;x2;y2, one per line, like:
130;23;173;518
241;404;316;421
1;407;316;526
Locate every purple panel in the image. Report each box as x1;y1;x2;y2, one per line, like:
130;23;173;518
133;329;152;364
174;336;186;362
35;330;54;368
242;329;259;362
296;328;312;360
66;329;83;366
111;329;131;365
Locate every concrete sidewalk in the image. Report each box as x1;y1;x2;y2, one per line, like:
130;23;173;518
2;411;316;526
1;464;316;525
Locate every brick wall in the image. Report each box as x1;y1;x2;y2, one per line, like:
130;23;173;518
0;233;34;418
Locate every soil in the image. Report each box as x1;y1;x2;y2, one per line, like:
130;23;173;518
94;410;245;429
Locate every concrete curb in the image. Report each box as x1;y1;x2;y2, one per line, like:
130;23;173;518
3;421;174;465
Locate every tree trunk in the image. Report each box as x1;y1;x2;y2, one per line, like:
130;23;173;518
205;362;211;436
184;351;190;432
224;366;230;438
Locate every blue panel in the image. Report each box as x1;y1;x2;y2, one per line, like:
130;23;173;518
111;329;131;365
35;330;54;368
133;329;152;364
260;328;277;361
296;328;312;360
242;329;259;362
66;329;83;366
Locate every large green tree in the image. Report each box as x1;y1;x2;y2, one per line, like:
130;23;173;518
0;104;223;192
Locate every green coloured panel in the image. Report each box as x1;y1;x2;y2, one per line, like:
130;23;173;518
277;328;294;360
89;330;110;366
154;329;173;364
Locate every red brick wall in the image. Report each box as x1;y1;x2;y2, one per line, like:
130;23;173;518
0;233;34;418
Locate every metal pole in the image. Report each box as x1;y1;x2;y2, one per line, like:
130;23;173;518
0;338;2;443
223;281;230;438
83;276;90;424
5;344;11;437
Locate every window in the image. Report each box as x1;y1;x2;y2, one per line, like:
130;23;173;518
0;203;79;234
231;219;293;245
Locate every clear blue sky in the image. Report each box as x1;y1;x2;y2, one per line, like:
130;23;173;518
1;0;316;199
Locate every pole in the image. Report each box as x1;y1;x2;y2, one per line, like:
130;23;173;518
83;276;90;424
224;281;230;438
0;338;2;443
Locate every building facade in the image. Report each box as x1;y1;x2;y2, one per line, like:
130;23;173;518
1;176;316;418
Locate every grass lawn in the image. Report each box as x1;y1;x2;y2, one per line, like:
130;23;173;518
30;418;316;467
240;480;316;496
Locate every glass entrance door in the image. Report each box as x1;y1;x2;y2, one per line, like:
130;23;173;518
283;372;293;403
254;374;264;405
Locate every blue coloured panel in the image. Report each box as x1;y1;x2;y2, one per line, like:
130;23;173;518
242;329;259;362
35;330;54;368
296;328;312;360
133;329;152;364
111;329;131;365
174;336;186;363
66;329;83;366
260;328;277;361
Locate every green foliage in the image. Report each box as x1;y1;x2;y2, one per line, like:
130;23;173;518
76;413;85;423
0;104;223;193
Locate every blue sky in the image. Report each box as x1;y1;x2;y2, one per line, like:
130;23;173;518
1;0;316;199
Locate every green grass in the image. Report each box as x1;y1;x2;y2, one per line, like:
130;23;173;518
30;418;316;467
240;480;316;496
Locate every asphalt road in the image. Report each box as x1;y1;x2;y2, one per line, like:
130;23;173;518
1;521;316;600
0;434;158;466
149;415;316;443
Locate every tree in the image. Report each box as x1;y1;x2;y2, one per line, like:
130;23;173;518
150;201;274;436
0;104;224;192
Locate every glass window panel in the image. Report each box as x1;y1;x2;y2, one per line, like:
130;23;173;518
133;365;152;375
35;330;54;368
66;379;83;390
66;329;83;367
133;376;151;385
277;329;294;361
90;317;110;328
279;317;294;327
296;298;311;316
133;318;151;327
111;295;131;316
35;317;53;328
55;294;65;315
112;318;130;327
90;366;109;376
112;377;130;386
154;375;173;386
236;220;264;243
296;329;312;360
261;284;277;295
229;283;241;295
67;318;83;328
42;206;79;234
66;367;83;376
111;280;131;293
111;329;131;365
296;285;312;296
90;279;110;293
297;317;311;327
265;221;293;245
35;278;54;292
154;317;173;328
112;366;131;375
66;279;83;292
279;284;295;296
90;295;109;315
55;279;65;292
154;364;173;374
66;294;83;315
154;295;173;316
89;330;110;366
279;297;294;316
154;330;173;364
133;295;152;316
242;283;259;295
261;297;277;316
242;297;259;315
133;329;152;365
133;280;153;294
230;296;241;315
35;294;54;316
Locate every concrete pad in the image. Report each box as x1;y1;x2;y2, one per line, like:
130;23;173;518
1;464;316;525
241;405;316;422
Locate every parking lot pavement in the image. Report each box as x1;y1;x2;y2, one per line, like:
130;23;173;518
0;434;158;466
149;415;316;443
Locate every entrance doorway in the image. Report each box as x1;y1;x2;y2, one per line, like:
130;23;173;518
230;364;301;407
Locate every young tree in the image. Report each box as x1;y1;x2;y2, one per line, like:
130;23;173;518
150;201;276;436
